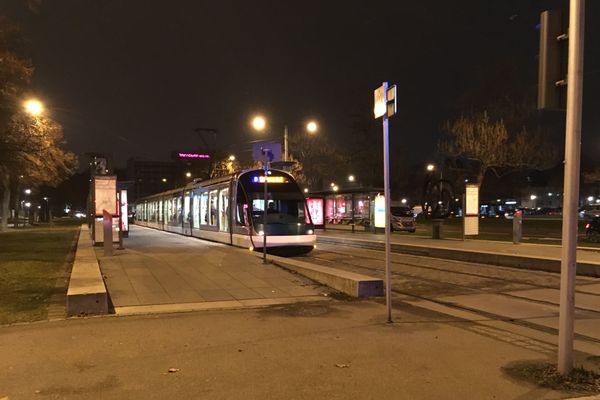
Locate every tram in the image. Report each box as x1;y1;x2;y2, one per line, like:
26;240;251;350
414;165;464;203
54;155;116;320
134;168;316;255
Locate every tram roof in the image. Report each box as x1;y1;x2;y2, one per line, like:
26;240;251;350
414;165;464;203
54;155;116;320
136;168;293;202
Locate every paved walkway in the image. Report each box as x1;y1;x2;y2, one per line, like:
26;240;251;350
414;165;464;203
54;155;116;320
96;226;326;314
318;229;600;264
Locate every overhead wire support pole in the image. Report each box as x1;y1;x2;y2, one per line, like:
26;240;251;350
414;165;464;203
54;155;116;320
558;0;585;375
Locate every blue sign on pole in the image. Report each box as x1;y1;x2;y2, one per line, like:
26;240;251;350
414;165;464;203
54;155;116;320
252;142;282;163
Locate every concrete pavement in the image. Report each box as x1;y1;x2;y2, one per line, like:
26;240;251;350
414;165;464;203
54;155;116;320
96;226;330;315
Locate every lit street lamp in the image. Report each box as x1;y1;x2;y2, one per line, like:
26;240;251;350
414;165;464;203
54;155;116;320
251;115;318;162
23;98;44;116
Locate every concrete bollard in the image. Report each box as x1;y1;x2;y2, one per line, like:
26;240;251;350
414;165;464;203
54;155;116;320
513;210;523;244
432;219;443;239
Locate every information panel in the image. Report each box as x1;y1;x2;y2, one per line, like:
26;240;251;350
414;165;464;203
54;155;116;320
374;195;386;228
464;184;479;236
465;184;479;216
464;216;479;235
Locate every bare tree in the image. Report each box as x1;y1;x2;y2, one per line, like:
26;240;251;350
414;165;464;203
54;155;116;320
439;110;558;189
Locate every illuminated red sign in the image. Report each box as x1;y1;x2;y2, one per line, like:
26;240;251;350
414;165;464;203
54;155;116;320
178;153;210;159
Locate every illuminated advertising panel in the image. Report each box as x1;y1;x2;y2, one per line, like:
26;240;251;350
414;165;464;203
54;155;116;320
306;198;324;225
120;190;129;232
94;176;117;217
374;195;386;228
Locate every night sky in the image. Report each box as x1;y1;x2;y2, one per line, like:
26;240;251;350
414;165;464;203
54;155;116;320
1;0;598;168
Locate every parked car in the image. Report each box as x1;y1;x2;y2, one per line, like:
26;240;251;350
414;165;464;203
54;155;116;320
580;205;600;221
390;206;416;233
585;217;600;242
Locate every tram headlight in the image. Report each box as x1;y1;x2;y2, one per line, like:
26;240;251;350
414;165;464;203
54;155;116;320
307;229;314;235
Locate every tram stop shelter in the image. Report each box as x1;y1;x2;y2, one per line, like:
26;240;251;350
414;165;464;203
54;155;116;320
306;187;383;232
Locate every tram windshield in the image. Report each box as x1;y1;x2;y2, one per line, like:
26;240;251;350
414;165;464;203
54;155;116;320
238;170;313;227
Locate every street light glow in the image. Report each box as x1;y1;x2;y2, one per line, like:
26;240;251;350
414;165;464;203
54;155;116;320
23;99;44;116
426;164;435;172
252;115;266;131
24;189;31;194
348;175;355;182
530;195;537;200
306;121;318;134
185;172;192;178
228;155;236;161
401;198;407;204
332;185;339;192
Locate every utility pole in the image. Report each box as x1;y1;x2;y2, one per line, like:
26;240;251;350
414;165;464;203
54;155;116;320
558;0;585;375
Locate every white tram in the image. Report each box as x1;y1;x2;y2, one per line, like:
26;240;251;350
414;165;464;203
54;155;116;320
134;168;316;255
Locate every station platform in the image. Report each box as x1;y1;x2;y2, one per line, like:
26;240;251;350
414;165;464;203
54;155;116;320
316;229;600;276
95;226;328;315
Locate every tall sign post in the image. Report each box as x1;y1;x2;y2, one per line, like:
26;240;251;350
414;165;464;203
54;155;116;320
558;0;585;375
374;82;396;323
252;143;280;264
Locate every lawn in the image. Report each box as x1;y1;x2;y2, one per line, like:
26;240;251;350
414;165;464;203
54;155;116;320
0;222;80;324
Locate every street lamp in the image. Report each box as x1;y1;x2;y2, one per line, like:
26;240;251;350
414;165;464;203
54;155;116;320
251;115;267;132
24;189;31;195
228;155;236;161
426;164;435;172
185;172;192;178
284;120;319;161
348;175;355;182
23;98;44;116
252;115;318;162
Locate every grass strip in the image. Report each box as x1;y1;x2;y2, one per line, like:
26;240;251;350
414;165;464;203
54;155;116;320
0;223;79;325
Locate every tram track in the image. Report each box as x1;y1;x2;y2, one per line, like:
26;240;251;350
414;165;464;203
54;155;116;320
305;245;600;299
294;245;600;345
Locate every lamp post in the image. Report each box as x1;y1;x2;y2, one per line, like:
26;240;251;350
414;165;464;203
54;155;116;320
251;115;270;263
252;115;318;162
284;120;318;161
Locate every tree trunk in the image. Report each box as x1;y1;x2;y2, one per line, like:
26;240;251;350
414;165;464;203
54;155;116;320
0;171;10;232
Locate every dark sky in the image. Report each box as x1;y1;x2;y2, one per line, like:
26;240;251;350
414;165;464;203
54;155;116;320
1;0;598;167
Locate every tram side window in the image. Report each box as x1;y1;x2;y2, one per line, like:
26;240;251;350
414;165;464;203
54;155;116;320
192;192;200;229
184;192;191;224
209;190;218;226
175;195;183;225
219;188;229;232
200;192;208;225
158;200;163;223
